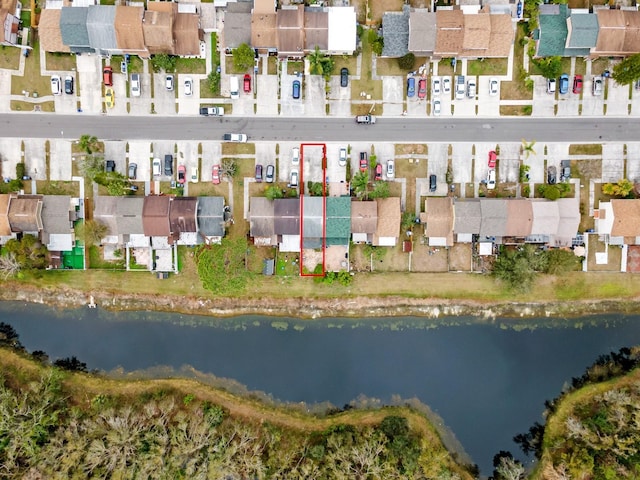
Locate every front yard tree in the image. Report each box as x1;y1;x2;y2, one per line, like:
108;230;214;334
221;159;238;180
602;178;634;198
369;181;390;199
532;56;562;80
79;219;108;246
397;52;415;71
265;185;283;200
233;43;254;71
78;134;99;154
352;171;371;200
151;53;177;73
612;53;640;85
308;46;334;79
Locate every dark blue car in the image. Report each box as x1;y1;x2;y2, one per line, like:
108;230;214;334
407;77;415;98
292;80;301;99
559;74;569;94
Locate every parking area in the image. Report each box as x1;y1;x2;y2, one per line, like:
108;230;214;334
305;76;326;117
255;143;276;183
531;76;555;117
328;75;351;116
452;93;476;117
0;138;22;180
49;140;71;181
128;141;152;182
23;139;46;181
581;77;605;116
497;143;521;183
545;144;569;180
278;142;300;183
76;55;102;114
256;74;279;116
555;91;580;117
201;141;222;186
601;143;624;182
523;142;545;184
605;81;630;116
104;141;127;176
109;73;128;116
477;77;500;117
474;143;494;186
280;72;305;117
426;143;448;195
53;73;79;114
325;143;347;184
382;76;404;116
451;142;473;184
153;73;177;115
627;143;640;182
128;73;152;116
176;141;199;194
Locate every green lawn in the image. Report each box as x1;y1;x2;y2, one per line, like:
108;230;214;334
176;57;206;74
467;58;508;76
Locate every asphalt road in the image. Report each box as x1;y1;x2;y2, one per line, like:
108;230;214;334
1;114;637;143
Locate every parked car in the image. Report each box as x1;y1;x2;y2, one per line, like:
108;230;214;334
386;159;395;179
517;1;523;17
561;159;571;181
165;75;174;91
374;163;383;181
128;163;137;180
292;147;300;165
103;66;113;86
152;158;161;176
592;76;603;96
443;77;451;93
547;78;556;94
243;74;251;93
340;68;349;87
177;165;186;184
429;174;437;192
418;79;426;99
131;73;141;97
489;78;499;96
184;77;193;96
573;75;583;94
339;148;347;167
265;164;275;183
547;165;557;184
64;76;74;95
559;74;569;94
212;164;221;184
190;166;198;182
407;77;415;98
50;75;61;95
292;80;301;99
432;77;441;96
455;76;465;99
105;88;115;108
164;154;173;175
105;160;115;173
432;99;441;116
488;150;497;168
466;79;477;98
255;164;263;183
359;152;368;172
223;133;248;142
487;169;496;190
199;107;224;116
290;170;299;187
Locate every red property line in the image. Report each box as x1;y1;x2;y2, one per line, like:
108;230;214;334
299;143;327;277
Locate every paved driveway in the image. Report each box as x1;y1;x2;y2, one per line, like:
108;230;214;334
129;141;153;182
54;73;79;114
256;74;279;116
153;73;177;115
531;76;555;117
626;142;640;182
280;72;304;117
151;141;175;181
305;76;326;117
300;144;325;184
279;142;300;183
522;142;545;184
108;73;128;116
201;141;222;186
581;78;604;116
176;141;199;194
255;142;276;183
230;75;255;116
327;75;351;116
474;142;494;185
605;81;630;116
477;77;500;117
601;143;624;182
630;86;640;116
451;142;473;184
426;142;448;195
325;143;347;183
104;140;127;176
555;91;580;116
0;138;22;179
76;55;102;114
49;139;72;181
382;76;404;116
177;75;201;115
452;93;476;116
24;139;46;181
497;143;521;184
128;73;152;115
546;143;569;179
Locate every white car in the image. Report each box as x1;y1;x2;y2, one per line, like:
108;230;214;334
489;78;499;96
592;76;603;96
131;73;141;97
442;77;451;93
432;99;441;116
487;169;496;190
152;158;161;177
223;133;248;143
339;148;347;167
292;147;300;166
165;75;174;91
386;159;395;179
432;76;441;96
50;75;61;95
184;77;193;96
190;166;198;182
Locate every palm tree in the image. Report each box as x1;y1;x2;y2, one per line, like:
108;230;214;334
521;139;536;159
79;134;99;154
307;46;334;79
351;171;371;200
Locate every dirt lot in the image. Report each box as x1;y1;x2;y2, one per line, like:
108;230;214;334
448;243;473;272
411;240;448;272
587;234;622;272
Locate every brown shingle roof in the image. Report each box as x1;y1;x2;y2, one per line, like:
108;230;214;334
274;198;300;235
142;196;171;237
351;201;377;234
143;7;175;54
435;10;464;56
39;9;70;53
462;13;490;51
435;10;513;58
115;6;146;54
174;12;200;56
0;0;16;15
251;12;277;49
374;197;401;239
423;197;454;245
505;199;533;236
8;196;43;233
485;13;514;57
169;197;197;235
595;10;640;56
304;10;328;50
0;193;13;236
611;199;640;237
277;5;304;56
253;0;275;15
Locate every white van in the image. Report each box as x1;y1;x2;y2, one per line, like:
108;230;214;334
230;76;239;100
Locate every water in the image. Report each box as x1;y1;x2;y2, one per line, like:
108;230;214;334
3;302;640;474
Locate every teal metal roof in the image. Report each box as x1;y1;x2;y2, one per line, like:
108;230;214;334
537;4;569;57
566;13;598;49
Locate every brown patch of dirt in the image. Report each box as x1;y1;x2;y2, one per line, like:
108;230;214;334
395;144;428;155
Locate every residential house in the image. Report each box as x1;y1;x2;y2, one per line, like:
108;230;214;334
143;2;177;55
41;195;76;252
0;5;20;47
142;195;171;247
86;5;118;56
115;6;148;58
174;10;201;56
351;200;377;244
535;4;598;57
8;195;43;236
59;7;91;54
302;196;323;249
373;197;401;247
593;9;640;58
325;196;351;272
249;196;276;246
565;11;599;57
223;1;252;49
0;194;13;244
196;196;226;244
596;199;640;245
38;9;69;53
305;7;328;52
326;7;356;55
420;197;454;247
453;200;481;243
170;197;198;245
408;9;437;57
93;196;146;247
274;198;300;252
251;0;277;54
277;5;304;58
382;5;410;57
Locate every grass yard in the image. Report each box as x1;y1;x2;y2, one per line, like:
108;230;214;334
268;56;278;75
351;102;383;115
332;55;358;76
500;25;533;101
499;105;532;116
11;100;54;112
287;61;304;75
176;57;206;74
37;180;80;196
438;58;456;77
466;58;508;76
591;58;610;76
0;46;21;70
376;56;428;76
221;143;255;155
574;58;587;75
569;144;602;155
395;143;428;155
276;252;300;276
46;52;76;71
11;41;52;99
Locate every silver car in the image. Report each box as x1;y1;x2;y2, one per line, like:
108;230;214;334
339;148;347;167
131;73;141;97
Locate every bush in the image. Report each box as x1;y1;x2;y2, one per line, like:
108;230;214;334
397;53;416;71
15;162;26;179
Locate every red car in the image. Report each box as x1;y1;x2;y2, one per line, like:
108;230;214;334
418;78;426;99
212;164;221;184
374;163;383;181
359;152;368;172
177;165;186;185
103;66;113;87
488;150;497;168
243;74;251;93
573;75;583;94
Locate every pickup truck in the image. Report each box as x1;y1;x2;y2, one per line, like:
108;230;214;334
355;114;376;124
199;106;224;116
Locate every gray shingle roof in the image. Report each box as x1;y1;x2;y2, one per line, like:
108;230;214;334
41;195;71;234
382;5;409;57
197;196;225;238
224;1;252;48
453;200;481;235
60;7;90;48
302;196;323;240
87;5;118;52
536;4;569;57
567;13;598;49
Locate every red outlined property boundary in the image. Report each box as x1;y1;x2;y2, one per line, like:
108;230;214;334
299;143;327;277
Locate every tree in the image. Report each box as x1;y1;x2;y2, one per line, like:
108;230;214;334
367;29;384;56
308;182;324;196
194;238;253;295
602;178;634;198
543;249;581;275
532;56;562;80
232;43;255;71
0;252;21;279
397;53;415;71
265;185;284;200
78;134;99;154
54;356;88;372
369;181;390;199
221;159;238;180
495;456;525;480
351;171;371;200
206;70;221;96
612;53;640;85
4;235;48;270
538;183;570;201
308;46;334;79
150;54;177;73
521;139;536;159
78;219;108;246
0;322;22;349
